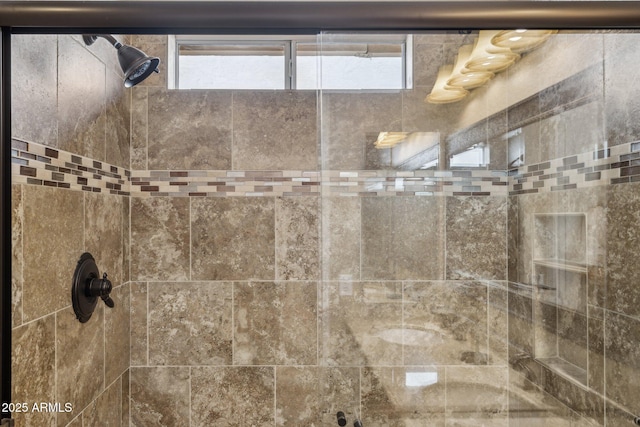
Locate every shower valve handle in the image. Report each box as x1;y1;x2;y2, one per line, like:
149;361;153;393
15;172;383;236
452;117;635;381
87;273;115;308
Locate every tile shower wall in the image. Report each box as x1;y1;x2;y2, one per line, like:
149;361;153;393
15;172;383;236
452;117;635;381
127;34;515;427
11;35;131;426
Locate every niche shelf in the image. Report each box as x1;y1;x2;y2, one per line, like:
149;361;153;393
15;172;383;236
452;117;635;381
531;213;588;386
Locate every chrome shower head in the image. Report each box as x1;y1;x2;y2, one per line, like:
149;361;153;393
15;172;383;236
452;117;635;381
83;34;160;88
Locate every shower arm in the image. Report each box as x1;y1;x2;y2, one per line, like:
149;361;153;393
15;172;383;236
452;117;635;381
82;34;122;49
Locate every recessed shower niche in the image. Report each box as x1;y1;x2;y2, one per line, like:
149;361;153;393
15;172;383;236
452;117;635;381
532;213;588;385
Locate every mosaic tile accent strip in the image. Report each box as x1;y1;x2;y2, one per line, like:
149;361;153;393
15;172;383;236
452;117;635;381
12;139;640;198
508;140;640;196
11;139;130;196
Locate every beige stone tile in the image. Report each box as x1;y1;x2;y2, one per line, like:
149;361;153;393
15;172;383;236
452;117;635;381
11;34;58;146
85;192;123;287
362;367;446;426
122;370;130;427
275;366;361;426
133;37;167;88
82;377;121;427
105;70;131;169
446;196;507;280
403;281;488;365
413;43;444;89
402;88;463;135
148;88;232;170
275;197;320;280
22;185;84;321
130;367;190;427
149;282;232;365
105;284;130;384
508;288;534;357
11;315;56;427
122;198;131;283
587;306;605;394
130;87;148;170
605;311;640;418
57;35;106;160
445;366;508;425
488;283;509;365
319;282;403;366
234;281;317;365
233;91;318;170
131;197;190;281
12;184;23;327
191;198;275;280
191;366;274;427
56;306;105;426
130;282;148;366
362;196;444;280
320;92;402;170
321;197;361;280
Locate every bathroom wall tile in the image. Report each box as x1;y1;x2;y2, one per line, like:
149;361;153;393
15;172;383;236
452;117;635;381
606;400;639;427
361;366;446;426
131;197;190;281
540;365;604;425
132;36;167;88
234;281;317;365
605;182;640;318
275;366;320;426
403;281;488;365
275;366;360;426
605;310;640;418
605;33;640;146
321;197;361;280
130;86;148;170
22;185;84;321
446;196;507;280
122;198;131;284
82;376;121;427
148;282;232;365
556;308;588;372
148;88;232;170
11;34;58;146
533;300;557;360
488;110;508;170
130;282;148;366
587;306;605;394
319;281;403;366
508;289;534;356
12;184;23;327
122;370;130;427
402;88;463;135
538;62;602;115
11;315;56;427
320;92;402;170
507;196;519;283
413;42;444;88
191;197;275;280
488;283;509;365
85;192;124;287
56;305;105;426
130;367;190;427
446;366;508;425
105;70;131;169
275;197;320;280
58;35;107;161
105;284;130;385
233;91;318;170
562;101;604;158
362;196;444;280
191;366;275;427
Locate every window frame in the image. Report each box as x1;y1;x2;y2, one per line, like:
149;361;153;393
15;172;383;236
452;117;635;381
170;34;413;90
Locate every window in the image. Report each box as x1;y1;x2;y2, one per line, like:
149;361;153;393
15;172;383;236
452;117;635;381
171;35;412;90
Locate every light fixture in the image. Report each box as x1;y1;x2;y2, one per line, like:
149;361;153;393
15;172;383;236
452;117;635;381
446;44;493;90
83;35;160;87
426;65;468;104
465;30;520;73
374;132;410;149
491;29;558;53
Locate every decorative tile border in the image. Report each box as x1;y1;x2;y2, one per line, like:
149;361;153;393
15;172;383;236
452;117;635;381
508;140;640;196
12;139;640;198
11;139;130;196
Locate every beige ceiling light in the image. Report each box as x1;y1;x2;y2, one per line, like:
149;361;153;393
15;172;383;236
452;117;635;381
374;131;411;149
446;44;494;90
426;65;468;104
465;30;520;73
491;29;558;53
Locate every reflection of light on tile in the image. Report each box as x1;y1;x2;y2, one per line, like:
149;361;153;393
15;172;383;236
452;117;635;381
406;371;438;387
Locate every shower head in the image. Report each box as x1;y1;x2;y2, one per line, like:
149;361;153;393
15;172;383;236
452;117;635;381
83;34;160;88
